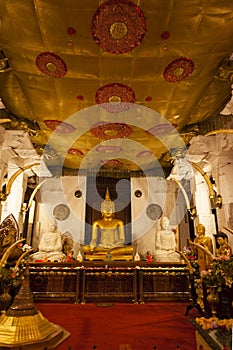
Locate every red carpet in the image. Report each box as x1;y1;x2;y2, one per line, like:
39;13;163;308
36;302;197;350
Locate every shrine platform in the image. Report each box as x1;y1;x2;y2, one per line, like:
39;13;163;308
29;261;190;304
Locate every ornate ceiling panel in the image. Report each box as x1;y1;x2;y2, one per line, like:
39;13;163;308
0;0;232;173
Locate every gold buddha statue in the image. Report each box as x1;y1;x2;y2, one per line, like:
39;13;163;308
83;188;134;261
190;223;213;272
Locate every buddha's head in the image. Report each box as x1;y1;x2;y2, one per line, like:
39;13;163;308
160;216;169;230
49;222;57;232
196;223;205;236
216;232;228;246
101;187;115;218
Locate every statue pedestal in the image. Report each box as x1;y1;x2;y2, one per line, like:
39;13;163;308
84;254;133;261
0;325;70;349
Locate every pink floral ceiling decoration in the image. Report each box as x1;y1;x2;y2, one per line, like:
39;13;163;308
100;159;123;168
90;122;132;140
95;145;123;153
91;0;146;54
44;120;76;133
163;57;195;82
146;123;177;136
95;83;135;113
68;148;84;155
136;150;152;158
35;52;67;78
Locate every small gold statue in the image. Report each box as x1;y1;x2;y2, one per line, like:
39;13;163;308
83;188;133;261
215;232;232;258
190;223;213;272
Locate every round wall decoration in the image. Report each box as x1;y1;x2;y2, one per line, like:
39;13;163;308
44;120;76;133
146;204;163;221
91;0;146;54
95;83;135;113
163;57;194;83
53;204;70;221
36;52;67;78
90;122;132;140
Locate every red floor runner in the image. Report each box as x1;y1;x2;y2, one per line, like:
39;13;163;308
36;302;197;350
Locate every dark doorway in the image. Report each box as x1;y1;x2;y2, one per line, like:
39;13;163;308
85;176;132;245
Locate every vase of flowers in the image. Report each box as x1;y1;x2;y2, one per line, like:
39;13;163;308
201;257;233;319
0;240;32;313
0;264;20;312
206;285;219;317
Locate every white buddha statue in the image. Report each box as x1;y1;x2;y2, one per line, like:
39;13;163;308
31;222;66;262
154;216;180;262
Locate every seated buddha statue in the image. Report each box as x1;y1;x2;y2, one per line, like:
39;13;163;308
154;216;180;262
31;222;66;262
83;188;133;261
215;232;232;258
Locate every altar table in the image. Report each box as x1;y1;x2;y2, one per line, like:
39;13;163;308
29;261;190;303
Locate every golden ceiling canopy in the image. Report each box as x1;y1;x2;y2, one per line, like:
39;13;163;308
0;0;232;174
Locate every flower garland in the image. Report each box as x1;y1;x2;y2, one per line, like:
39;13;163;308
195;316;233;332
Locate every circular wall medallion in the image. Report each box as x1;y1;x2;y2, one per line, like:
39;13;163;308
53;204;70;221
146;204;163;221
36;52;67;78
91;0;146;54
163;57;194;83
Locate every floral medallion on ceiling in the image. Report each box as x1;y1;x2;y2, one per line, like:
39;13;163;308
35;52;67;78
68;148;84;156
95;145;123;153
163;57;195;82
146;123;177;136
95;83;135;113
44;120;76;133
91;122;132;140
91;0;146;54
136;150;152;158
100;159;123;168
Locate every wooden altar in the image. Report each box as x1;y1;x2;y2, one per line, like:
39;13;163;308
29;261;190;304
